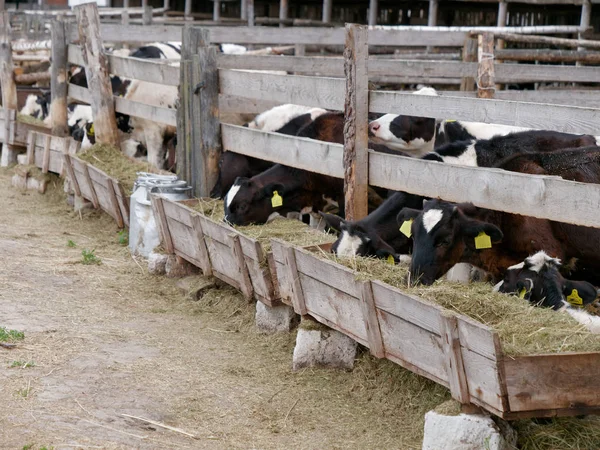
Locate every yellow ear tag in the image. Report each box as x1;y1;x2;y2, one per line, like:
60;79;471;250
400;219;413;238
474;231;492;250
271;191;283;208
518;288;527;299
386;254;395;265
446;119;457;123
567;289;583;306
88;123;95;136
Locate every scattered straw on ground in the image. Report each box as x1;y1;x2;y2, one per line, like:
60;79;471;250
318;251;600;356
513;416;600;450
78;144;156;193
190;199;335;254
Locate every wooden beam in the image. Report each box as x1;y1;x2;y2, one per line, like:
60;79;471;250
108;54;179;86
279;0;288;27
428;0;438;26
496;48;600;63
0;11;18;167
184;0;192;19
477;32;495;99
579;0;592;56
285;247;307;315
359;281;385;358
497;1;508;27
213;0;221;22
50;19;68;137
74;3;119;147
343;24;369;221
230;234;253;301
460;37;477;91
322;0;332;23
481;31;600;49
247;0;254;26
441;314;470;404
240;0;247;20
142;6;153;25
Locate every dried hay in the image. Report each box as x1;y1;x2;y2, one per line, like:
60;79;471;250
189;199;335;254
316;251;600;356
513;416;600;450
78;144;158;194
17;113;47;127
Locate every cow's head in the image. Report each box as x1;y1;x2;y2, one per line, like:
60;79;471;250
397;199;503;285
368;114;436;154
320;212;402;262
223;177;285;226
498;251;598;310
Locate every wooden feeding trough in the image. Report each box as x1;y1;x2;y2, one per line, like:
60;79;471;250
26;130;79;176
151;196;332;307
62;154;129;228
270;240;600;420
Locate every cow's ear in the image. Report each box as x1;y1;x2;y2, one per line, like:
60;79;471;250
460;217;503;243
396;208;421;226
319;212;345;232
563;280;598;305
261;183;285;199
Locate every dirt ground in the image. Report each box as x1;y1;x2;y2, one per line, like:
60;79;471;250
0;169;451;450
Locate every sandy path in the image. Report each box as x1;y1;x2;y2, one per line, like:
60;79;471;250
0;170;448;450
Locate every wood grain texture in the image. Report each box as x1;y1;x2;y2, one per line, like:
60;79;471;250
219;69;345;110
114;96;177;126
496;49;600;63
87;164;124;226
151;195;174;254
221;124;344;178
62;154;81;197
369;150;600;229
369;91;600;134
285;247;307;315
477;32;495;99
343;24;369;221
112;179;130;228
460;37;477;91
504;352;600;412
218;94;279;114
108;54;179;86
462;347;505;412
441;314;470;404
50;18;68;137
190;213;213;276
74;3;120;147
359;281;385;358
71;157;97;204
230;233;254;300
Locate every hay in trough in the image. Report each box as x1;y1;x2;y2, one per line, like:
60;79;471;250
78;144;156;193
316;251;600;356
17;113;47;127
189;199;335;254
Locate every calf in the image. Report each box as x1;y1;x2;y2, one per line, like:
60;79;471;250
422;130;597;168
19;92;51;121
223;165;343;226
247;104;327;132
497;251;598;310
320;191;424;260
130;42;181;60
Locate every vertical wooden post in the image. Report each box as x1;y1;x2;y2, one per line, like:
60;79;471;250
141;0;148;7
184;0;192;19
50;18;68;137
247;0;254;26
240;0;247;20
441;314;470;404
460;37;477;91
476;33;495;99
428;0;438;26
0;0;5;11
123;0;129;8
74;3;120;147
578;0;592;65
322;0;332;23
368;0;378;26
213;0;221;22
121;9;130;25
343;24;369;221
0;11;18;167
142;6;153;25
163;0;170;11
279;0;288;27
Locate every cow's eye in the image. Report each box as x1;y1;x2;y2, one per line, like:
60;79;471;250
436;238;452;248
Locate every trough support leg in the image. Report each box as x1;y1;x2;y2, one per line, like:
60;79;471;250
0;12;19;167
255;302;298;334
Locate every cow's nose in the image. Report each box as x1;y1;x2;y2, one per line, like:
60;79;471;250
369;123;380;135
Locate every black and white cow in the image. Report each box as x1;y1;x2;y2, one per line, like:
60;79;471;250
496;251;598;310
19;92;51;122
246;104;328;132
130;42;181;60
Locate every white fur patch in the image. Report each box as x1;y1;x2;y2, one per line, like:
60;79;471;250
20;94;42;118
398;254;412;265
525;250;561;273
221;43;247;55
493;280;504;292
563;306;600;334
459;122;529;141
249;104;315;132
67;104;93;127
413;86;438;96
81;132;93;150
225;184;241;208
506;261;525;271
438;141;478;167
309;108;328;120
595;136;600;146
422;209;444;233
369;114;435;156
266;212;283;223
335;231;366;257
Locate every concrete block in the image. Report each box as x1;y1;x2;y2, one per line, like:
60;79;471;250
17;154;28;165
165;255;199;278
11;173;27;190
0;144;19;167
422;411;516;450
255;302;298;333
292;318;357;370
148;252;169;275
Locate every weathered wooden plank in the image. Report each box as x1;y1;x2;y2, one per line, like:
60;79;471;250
190;213;213;276
343;24;369;221
88;164;121;222
457;315;499;361
462;347;505;412
221;124;344;178
0;11;19;167
460;37;478;91
161;196;195;227
69;23;184;44
441;314;470;404
218;94;279;115
166;216;204;268
41;134;51;173
114;96;177;127
299;272;368;346
368;151;600;229
81;161;100;209
219;69;345;110
496;49;600;63
67;83;91;104
244;256;277;305
270;239;292;302
369;90;600;134
359;281;385;358
449;89;600;107
63;154;82;197
494;64;600;83
71;158;97;204
477;33;495;99
112;179;130;228
230;234;254;300
378;308;447;382
50;18;68;137
285;246;307;315
218;54;342;76
504;352;600;413
108;54;179;86
204;235;240;288
67;43;84;66
75;4;119;148
199;214;236;246
151;195;174;254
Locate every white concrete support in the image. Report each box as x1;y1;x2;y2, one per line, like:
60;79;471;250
255;302;298;333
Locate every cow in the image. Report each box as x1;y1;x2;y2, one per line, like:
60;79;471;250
246;104;327;132
130;42;181;60
496;251;598;310
422;130;597;167
19;92;51;121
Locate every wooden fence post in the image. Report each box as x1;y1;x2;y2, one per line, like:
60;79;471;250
240;0;247;20
460;37;477;91
477;33;495;99
123;0;129;8
0;11;19;167
213;0;221;22
247;0;254;26
322;0;332;24
75;3;120;148
50;18;68;137
343;24;369;221
279;0;288;27
184;0;192;19
578;0;592;66
428;0;438;26
368;0;378;26
142;6;153;25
